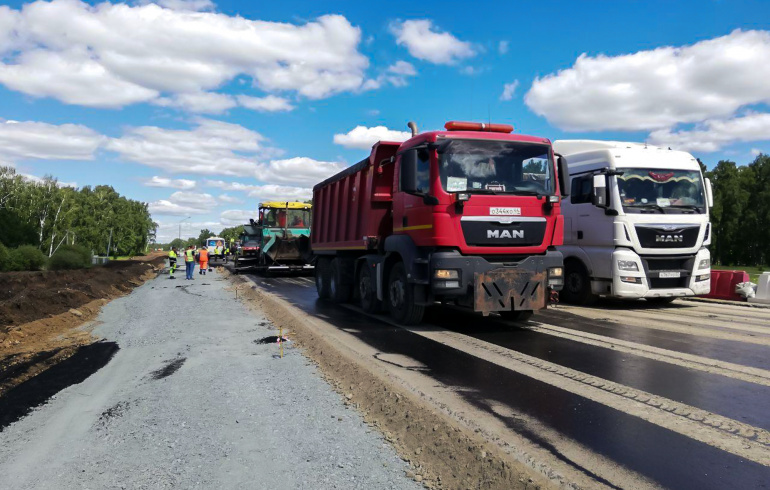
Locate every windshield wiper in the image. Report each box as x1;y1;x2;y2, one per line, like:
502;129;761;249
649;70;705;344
625;203;667;213
666;204;703;214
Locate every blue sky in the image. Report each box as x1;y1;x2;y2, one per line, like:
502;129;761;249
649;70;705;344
1;0;769;241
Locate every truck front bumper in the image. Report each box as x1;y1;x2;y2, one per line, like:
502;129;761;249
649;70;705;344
610;248;711;299
428;249;563;315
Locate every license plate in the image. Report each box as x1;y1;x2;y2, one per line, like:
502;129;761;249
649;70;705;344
659;271;681;278
490;207;521;216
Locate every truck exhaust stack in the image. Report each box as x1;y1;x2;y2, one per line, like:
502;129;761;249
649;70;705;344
407;121;418;137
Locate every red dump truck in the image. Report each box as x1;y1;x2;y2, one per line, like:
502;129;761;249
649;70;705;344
311;121;569;324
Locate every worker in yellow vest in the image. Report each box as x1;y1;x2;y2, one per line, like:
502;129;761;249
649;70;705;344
168;247;178;279
184;245;196;280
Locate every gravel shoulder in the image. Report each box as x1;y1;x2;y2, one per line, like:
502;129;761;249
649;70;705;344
0;266;420;489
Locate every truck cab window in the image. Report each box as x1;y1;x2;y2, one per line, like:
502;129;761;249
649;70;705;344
438;140;553;195
416;148;430;194
570;175;593;204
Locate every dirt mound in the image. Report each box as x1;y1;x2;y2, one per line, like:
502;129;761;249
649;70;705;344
0;253;164;397
0;255;165;330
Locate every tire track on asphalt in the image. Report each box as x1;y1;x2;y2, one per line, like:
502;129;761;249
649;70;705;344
555;307;770;345
392;322;770;467
527;322;770;387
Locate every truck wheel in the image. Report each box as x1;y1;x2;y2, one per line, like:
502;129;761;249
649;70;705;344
315;258;331;299
499;310;534;322
358;263;379;313
329;258;352;303
387;262;424;325
646;297;676;305
561;260;597;305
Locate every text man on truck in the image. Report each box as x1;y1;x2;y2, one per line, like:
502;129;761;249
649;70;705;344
554;140;713;304
310;121;569;325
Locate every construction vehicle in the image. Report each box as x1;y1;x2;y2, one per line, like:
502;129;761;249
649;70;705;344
554;140;713;304
233;201;313;273
310;121;569;325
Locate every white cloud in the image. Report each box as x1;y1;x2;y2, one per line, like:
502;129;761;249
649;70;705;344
146;0;215;11
21;173;77;188
525;29;770;132
149;190;217;216
0;1;369;108
247;184;312;202
390;20;475;65
648;112;770;152
202;179;258;192
142;176;197;190
236;94;295;112
106;118;271;176
154;219;221;242
333;125;411;150
0;119;104;162
498;40;509;55
255;157;343;186
362;61;417;90
154;91;237;114
500;80;519;101
203;179;312;203
751;148;764;156
387;60;416;76
217;193;243;204
220;209;255;225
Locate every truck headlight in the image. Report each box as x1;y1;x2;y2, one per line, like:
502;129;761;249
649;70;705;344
547;267;564;288
548;267;563;278
698;258;710;269
617;260;639;272
695;273;710;282
434;269;459;280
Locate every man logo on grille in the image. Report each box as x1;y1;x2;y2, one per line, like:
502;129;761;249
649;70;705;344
656;234;683;243
487;229;524;239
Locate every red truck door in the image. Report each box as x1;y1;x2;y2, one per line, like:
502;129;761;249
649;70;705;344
393;147;433;236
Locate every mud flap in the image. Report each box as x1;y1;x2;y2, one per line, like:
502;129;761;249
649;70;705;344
474;269;547;316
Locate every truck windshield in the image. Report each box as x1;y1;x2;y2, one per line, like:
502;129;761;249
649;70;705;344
617;168;706;213
438;140;554;195
262;208;311;227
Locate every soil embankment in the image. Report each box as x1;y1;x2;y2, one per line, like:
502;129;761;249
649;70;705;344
0;254;165;397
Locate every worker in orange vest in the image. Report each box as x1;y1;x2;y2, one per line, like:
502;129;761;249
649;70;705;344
198;246;209;275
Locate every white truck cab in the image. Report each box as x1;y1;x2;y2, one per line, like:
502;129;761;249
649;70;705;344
554;140;713;304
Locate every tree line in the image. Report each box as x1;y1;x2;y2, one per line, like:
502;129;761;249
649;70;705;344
0;166;156;258
157;225;244;251
705;154;769;267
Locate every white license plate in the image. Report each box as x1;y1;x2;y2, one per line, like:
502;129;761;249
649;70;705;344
659;271;681;278
490;207;521;216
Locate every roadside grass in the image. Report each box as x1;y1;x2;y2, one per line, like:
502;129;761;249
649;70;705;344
712;265;768;283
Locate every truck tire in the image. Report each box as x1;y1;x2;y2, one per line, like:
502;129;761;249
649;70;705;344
358;263;379;313
387;262;424;325
561;260;597;305
329;258;352;304
315;257;331;300
499;310;534;322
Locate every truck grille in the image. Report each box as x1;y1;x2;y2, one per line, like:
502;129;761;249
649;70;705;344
461;220;546;247
635;224;700;249
641;255;694;289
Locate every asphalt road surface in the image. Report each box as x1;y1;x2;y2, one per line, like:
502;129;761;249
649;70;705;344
0;269;421;490
242;270;770;490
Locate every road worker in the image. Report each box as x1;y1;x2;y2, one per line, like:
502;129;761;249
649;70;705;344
184;245;196;280
224;245;230;264
198;245;209;275
168;247;178;279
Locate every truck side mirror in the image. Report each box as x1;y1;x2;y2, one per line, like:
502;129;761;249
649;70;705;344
592;174;608;207
705;178;714;208
400;149;419;194
556;154;570;198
